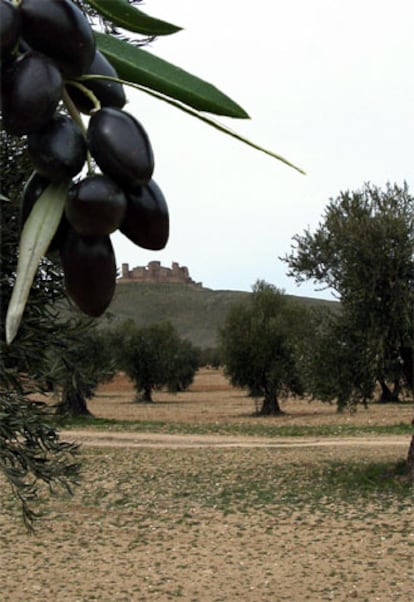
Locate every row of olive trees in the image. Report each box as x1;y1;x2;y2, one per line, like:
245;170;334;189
220;281;412;415
45;318;201;416
220;182;413;414
219;182;414;470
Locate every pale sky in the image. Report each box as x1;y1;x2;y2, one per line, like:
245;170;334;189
110;0;414;299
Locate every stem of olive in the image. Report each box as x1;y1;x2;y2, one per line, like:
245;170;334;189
62;86;95;176
61;86;88;135
64;80;101;114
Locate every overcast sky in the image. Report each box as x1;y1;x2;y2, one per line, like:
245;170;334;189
111;0;414;299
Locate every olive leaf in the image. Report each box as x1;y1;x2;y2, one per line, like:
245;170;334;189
5;181;68;345
84;0;182;36
80;74;306;174
94;31;249;118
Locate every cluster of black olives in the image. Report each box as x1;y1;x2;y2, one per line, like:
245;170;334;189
0;0;169;317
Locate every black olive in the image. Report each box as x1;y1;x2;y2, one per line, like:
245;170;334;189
0;0;21;56
120;180;169;250
66;50;126;114
65;174;127;237
19;0;95;77
87;107;154;190
27;114;87;181
20;171;69;253
60;228;116;317
1;51;62;135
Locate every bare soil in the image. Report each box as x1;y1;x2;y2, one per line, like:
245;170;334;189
1;369;413;602
90;368;414;428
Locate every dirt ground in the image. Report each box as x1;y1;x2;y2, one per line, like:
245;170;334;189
90;368;414;428
1;369;413;602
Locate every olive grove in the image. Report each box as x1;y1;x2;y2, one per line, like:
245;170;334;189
0;0;301;525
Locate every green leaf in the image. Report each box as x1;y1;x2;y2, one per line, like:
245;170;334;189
84;0;182;36
5;181;68;345
80;73;306;174
94;31;249;118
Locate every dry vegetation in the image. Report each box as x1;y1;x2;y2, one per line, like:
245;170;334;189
1;369;413;602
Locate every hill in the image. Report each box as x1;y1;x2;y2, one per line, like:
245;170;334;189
99;282;338;349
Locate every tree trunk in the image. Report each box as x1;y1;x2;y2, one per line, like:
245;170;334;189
55;388;92;417
407;425;414;481
259;391;284;415
378;379;400;403
400;347;414;390
136;386;153;403
400;347;414;477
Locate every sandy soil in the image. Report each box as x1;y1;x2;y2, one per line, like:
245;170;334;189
1;369;413;602
62;429;410;449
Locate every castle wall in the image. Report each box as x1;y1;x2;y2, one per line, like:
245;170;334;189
117;261;201;286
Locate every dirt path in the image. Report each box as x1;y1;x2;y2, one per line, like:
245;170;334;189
62;429;411;449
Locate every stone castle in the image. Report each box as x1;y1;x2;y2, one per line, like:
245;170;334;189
117;261;202;286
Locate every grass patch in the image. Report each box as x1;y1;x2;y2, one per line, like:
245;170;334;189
73;447;413;519
315;459;411;500
55;415;413;438
192;459;413;513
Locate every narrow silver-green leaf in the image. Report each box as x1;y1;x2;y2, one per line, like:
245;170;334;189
84;0;181;36
5;181;68;345
81;74;306;174
95;31;249;118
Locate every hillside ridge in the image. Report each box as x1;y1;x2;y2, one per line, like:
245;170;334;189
101;281;337;349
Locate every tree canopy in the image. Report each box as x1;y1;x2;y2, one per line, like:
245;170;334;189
219;281;305;415
118;320;199;402
283;182;414;402
0;127;80;526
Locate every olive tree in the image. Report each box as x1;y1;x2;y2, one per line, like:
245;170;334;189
284;182;414;401
51;320;117;417
198;347;223;369
283;182;414;469
297;308;378;412
0;127;80;526
219;281;305;415
166;338;200;393
119;321;199;402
